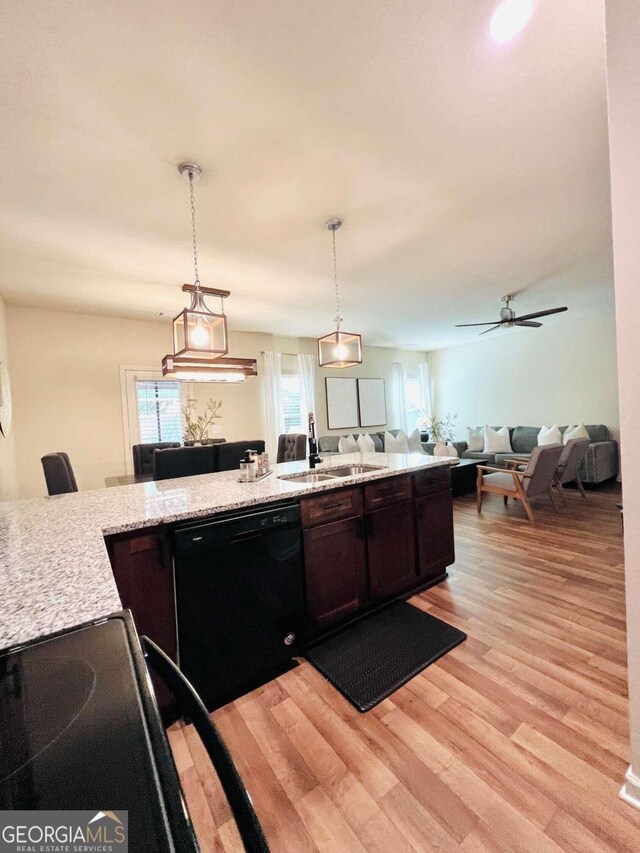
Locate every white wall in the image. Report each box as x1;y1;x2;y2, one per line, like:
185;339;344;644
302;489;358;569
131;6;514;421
0;296;18;500
5;304;424;498
429;306;619;438
605;0;640;810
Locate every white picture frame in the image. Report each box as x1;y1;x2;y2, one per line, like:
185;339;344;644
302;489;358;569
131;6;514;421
357;378;387;427
325;377;359;430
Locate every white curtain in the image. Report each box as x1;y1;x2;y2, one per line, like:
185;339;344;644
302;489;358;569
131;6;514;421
392;362;408;432
418;361;432;420
261;351;283;458
297;353;317;433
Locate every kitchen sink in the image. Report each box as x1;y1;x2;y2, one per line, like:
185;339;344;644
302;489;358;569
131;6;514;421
278;472;338;483
329;464;387;477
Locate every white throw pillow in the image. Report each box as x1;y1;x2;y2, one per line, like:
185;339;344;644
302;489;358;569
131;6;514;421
338;434;358;454
483;425;512;454
563;423;590;445
466;427;484;452
384;430;409;453
538;424;562;446
407;429;427;454
356;433;375;453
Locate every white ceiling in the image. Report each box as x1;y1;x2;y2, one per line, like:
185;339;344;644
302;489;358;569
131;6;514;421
0;0;613;350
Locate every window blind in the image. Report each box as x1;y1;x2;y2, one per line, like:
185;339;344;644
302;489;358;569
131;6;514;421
135;380;182;443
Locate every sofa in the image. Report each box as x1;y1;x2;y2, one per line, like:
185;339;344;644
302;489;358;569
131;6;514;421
319;425;618;485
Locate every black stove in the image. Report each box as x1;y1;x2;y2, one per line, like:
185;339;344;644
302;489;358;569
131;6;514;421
0;612;198;851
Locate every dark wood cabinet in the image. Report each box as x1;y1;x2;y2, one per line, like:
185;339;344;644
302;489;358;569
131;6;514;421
107;530;177;662
366;500;417;601
415;488;455;581
303;516;368;632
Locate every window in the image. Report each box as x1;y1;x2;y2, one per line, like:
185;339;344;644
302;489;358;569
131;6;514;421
135;379;183;443
401;362;431;433
281;372;304;434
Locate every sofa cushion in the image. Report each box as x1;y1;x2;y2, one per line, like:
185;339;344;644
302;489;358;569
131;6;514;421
356;433;376;453
562;423;590;445
462;451;496;461
511;427;539;453
338;435;359;454
466;427;484;452
484;425;512;453
584;424;610;442
538;425;562;446
319;436;340;452
384;430;409;453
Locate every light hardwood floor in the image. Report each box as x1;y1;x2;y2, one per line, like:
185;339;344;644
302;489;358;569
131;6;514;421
168;484;640;851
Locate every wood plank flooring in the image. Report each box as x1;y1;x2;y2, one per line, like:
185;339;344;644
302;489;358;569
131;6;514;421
169;485;640;851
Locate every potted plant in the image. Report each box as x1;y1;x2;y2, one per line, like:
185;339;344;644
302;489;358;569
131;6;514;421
183;398;222;445
425;413;458;457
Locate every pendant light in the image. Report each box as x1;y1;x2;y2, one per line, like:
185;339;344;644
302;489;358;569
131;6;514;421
317;218;362;368
171;163;228;359
162;163;257;382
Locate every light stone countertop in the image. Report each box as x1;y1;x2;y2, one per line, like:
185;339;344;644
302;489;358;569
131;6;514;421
0;451;455;650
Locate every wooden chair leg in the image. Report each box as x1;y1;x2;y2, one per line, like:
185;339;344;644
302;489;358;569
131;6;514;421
576;476;587;499
548;487;561;512
513;477;535;523
555;478;567;506
477;485;483;513
503;495;508;505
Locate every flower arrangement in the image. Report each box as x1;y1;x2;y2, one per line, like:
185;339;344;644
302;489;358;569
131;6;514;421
182;398;222;443
424;412;457;444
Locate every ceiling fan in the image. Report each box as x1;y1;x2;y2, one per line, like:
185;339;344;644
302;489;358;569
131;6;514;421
455;295;568;335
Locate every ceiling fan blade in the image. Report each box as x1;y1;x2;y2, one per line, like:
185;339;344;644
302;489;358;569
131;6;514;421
515;306;568;322
515;320;542;328
455;321;502;327
479;325;501;336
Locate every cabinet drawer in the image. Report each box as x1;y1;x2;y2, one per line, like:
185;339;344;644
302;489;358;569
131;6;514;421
414;467;451;497
301;487;363;527
364;475;412;511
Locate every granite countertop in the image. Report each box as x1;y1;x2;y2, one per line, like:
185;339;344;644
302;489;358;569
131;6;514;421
0;451;454;650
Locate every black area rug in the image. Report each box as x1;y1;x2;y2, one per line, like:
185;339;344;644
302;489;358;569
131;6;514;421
306;602;466;712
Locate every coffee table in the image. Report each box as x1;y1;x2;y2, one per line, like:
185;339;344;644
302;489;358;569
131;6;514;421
449;458;483;497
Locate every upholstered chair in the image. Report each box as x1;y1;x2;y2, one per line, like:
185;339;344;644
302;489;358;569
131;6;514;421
132;442;181;476
41;452;78;495
476;444;564;522
276;434;307;463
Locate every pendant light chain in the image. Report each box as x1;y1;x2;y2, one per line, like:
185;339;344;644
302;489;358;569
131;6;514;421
188;171;200;289
332;227;343;330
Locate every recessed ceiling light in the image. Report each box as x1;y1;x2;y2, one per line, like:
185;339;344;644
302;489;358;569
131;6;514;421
490;0;533;43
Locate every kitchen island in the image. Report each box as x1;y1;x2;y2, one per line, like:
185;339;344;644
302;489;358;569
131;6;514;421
0;452;455;654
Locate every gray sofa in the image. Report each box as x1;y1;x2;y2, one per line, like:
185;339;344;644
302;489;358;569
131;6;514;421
426;424;617;485
319;424;618;485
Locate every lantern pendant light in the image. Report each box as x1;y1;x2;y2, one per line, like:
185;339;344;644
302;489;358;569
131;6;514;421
171;163;229;360
317;218;362;368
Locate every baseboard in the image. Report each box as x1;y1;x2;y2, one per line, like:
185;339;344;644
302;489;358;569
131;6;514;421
619;766;640;810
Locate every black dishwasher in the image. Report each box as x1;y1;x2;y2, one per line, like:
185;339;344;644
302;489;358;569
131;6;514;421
174;502;306;710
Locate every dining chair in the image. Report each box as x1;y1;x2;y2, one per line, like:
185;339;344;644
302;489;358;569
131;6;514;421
214;440;266;472
152;445;216;481
132;442;181;476
476;444;564;522
41;452;78;495
276;433;307;463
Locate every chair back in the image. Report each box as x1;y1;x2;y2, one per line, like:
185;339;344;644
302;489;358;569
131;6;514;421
214;440;266;472
557;438;590;485
523;444;563;497
132;442;181;476
41;452;78;495
277;433;307;463
153;445;216;481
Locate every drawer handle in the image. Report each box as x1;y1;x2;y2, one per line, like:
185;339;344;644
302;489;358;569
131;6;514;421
322;501;345;510
378;490;404;500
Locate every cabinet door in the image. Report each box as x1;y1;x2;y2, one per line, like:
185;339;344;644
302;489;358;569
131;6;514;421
367;501;417;601
416;489;455;581
108;531;177;661
303;516;367;632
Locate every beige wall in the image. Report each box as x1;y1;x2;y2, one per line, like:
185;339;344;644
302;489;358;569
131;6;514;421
0;296;18;500
429;305;619;440
606;0;640;809
5;305;425;498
